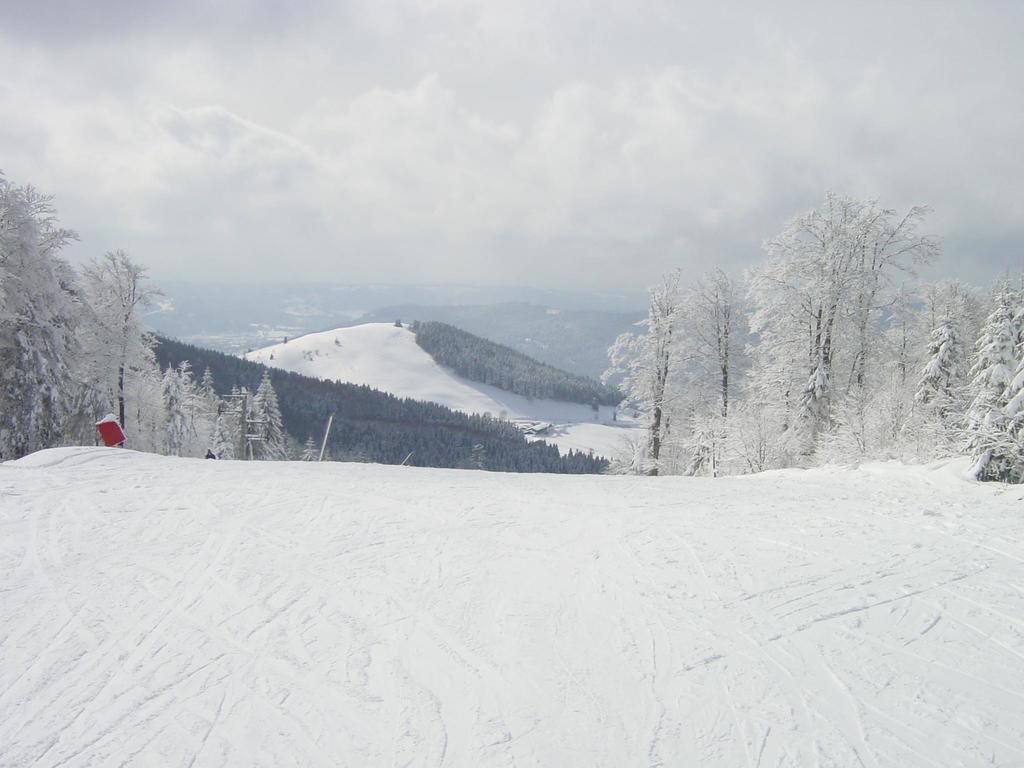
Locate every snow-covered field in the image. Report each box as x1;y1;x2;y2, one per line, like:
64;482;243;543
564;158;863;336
3;448;1023;767
244;323;640;458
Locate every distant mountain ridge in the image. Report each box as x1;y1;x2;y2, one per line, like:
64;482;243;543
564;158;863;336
359;302;643;377
145;281;645;369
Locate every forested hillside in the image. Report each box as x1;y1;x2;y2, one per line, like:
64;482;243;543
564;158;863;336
412;321;621;406
155;337;608;473
360;302;644;377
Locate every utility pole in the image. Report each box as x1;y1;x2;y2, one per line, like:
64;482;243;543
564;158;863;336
243;387;266;460
318;413;334;462
223;387;264;460
222;389;247;460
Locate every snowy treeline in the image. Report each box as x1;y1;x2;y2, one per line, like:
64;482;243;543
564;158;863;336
412;321;621;405
155;336;610;473
607;193;1024;482
0;172;289;461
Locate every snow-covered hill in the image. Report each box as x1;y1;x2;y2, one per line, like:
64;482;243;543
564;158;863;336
245;323;640;458
3;448;1023;766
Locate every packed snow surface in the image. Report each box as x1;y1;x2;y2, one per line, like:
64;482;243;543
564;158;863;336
3;448;1024;767
244;323;640;457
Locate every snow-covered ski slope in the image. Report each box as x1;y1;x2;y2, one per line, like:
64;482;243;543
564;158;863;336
244;323;640;457
3;448;1023;767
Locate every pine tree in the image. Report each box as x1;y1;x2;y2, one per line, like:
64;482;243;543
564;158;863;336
1000;284;1024;482
199;367;216;399
191;367;220;454
1003;359;1024;483
212;412;238;460
162;363;194;456
252;371;287;460
964;282;1019;481
916;316;964;416
471;442;487;470
300;436;318;461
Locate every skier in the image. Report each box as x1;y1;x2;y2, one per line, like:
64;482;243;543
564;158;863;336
205;448;217;459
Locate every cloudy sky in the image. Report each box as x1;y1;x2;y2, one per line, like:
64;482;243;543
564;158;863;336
2;0;1021;291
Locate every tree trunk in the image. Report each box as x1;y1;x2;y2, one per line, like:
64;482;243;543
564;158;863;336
117;364;126;430
721;362;729;418
649;404;662;476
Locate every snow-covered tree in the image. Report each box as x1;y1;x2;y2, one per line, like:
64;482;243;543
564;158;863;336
727;399;776;474
887;281;978;460
212;387;244;460
300;436;318;461
212;413;238;460
1003;360;1024;483
470;442;487;470
822;287;929;464
76;251;161;438
0;175;80;459
126;366;167;454
916;306;965;424
680;269;742;414
671;269;746;475
604;270;683;475
190;367;221;455
162;363;193;456
748;194;937;461
252;371;287;460
683;410;721;476
996;281;1024;482
964;281;1019;481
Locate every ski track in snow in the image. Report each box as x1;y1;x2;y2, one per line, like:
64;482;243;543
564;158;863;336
1;448;1023;767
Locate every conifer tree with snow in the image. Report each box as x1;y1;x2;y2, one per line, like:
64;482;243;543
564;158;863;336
1003;359;1024;483
162;363;195;456
300;436;318;461
198;366;219;420
998;281;1024;482
916;316;964;415
212;412;238;460
0;174;81;459
906;310;966;458
889;281;978;460
963;281;1019;481
200;366;216;396
471;442;487;470
252;371;287;460
191;367;221;455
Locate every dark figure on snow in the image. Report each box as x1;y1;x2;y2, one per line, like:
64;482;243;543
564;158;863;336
205;449;217;459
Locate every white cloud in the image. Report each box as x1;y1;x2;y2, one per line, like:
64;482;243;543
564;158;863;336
1;1;1021;289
